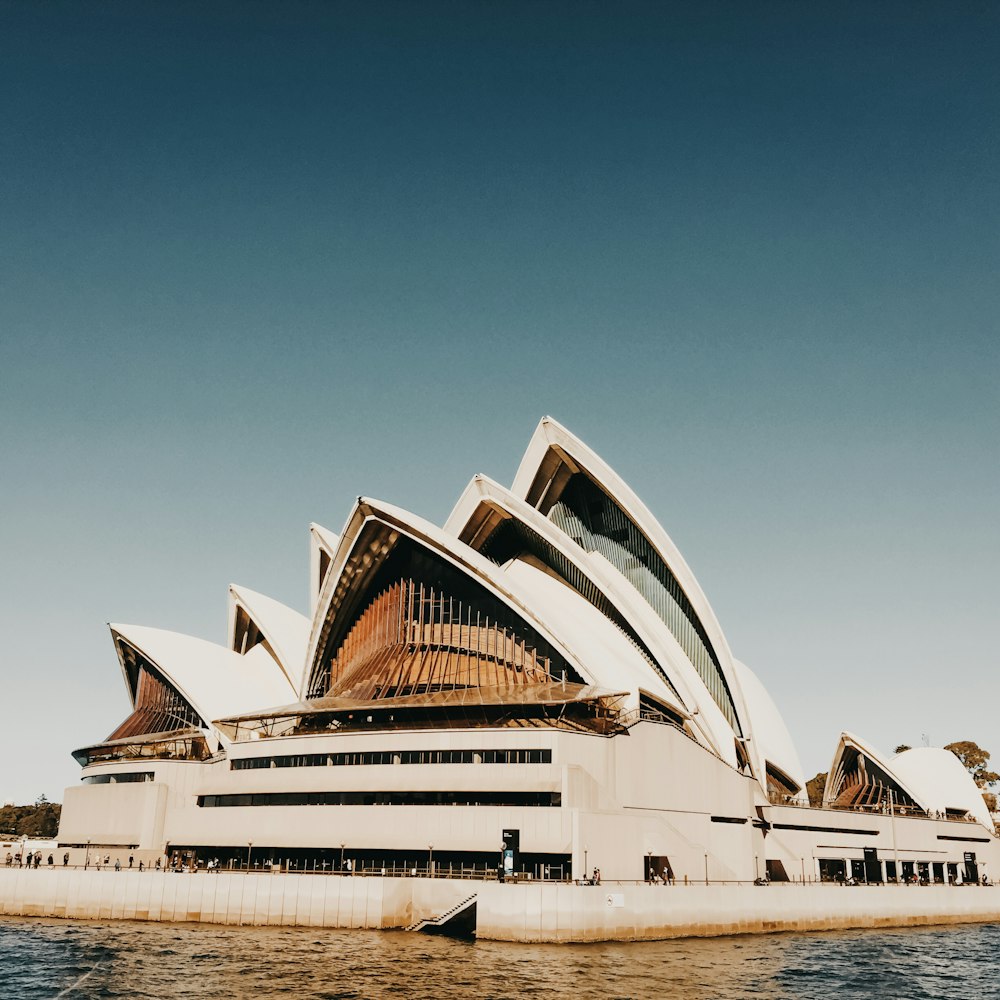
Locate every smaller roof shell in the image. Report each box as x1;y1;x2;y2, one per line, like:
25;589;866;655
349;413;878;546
891;747;993;829
228;584;311;689
110;623;297;733
309;523;340;616
824;732;925;808
825;732;994;831
734;659;806;801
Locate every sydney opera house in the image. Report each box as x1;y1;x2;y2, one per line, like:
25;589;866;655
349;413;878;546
58;418;998;886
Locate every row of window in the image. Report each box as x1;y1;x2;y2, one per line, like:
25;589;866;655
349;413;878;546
231;748;553;770
82;771;155;784
818;857;980;884
197;791;561;808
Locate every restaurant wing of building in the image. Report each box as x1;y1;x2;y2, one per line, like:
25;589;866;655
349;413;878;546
58;417;999;884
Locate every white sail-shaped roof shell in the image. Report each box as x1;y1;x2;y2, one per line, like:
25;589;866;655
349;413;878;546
824;732;924;807
734;659;806;801
111;623;297;733
228;584;311;688
891;747;993;829
445;475;733;762
824;732;992;830
508;417;760;780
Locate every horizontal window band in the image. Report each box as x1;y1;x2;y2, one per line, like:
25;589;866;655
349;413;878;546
198;791;561;808
82;771;155;784
231;749;553;770
710;816;748;825
936;835;992;844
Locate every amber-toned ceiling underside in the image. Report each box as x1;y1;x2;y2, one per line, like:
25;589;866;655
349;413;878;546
324;578;561;701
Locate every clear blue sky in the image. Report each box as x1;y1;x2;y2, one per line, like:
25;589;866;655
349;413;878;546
1;1;998;804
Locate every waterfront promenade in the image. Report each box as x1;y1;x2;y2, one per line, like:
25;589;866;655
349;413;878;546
3;867;1000;942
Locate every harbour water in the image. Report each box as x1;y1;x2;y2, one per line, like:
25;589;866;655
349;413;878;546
1;918;997;999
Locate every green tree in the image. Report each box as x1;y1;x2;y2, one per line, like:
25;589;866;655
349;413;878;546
894;744;911;754
805;772;827;808
945;741;999;812
0;802;62;839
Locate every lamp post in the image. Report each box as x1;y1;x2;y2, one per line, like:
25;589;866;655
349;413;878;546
340;843;345;873
584;845;588;882
889;789;901;884
647;850;653;883
247;842;252;871
85;839;91;871
428;843;434;877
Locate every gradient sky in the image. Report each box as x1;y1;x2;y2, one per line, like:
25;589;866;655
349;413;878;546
1;1;998;805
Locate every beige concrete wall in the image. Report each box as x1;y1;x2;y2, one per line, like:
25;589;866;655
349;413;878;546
4;869;1000;942
0;869;469;929
59;783;168;849
475;881;1000;941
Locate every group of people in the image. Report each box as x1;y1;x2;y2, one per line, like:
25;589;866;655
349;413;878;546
4;851;64;868
88;854;139;871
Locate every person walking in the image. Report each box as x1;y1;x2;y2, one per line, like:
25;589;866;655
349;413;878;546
63;852;69;867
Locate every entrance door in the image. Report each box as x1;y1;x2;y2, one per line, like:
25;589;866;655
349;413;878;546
864;848;881;883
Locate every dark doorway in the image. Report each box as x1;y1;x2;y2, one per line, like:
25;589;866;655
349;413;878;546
645;854;672;883
819;859;846;883
765;859;789;882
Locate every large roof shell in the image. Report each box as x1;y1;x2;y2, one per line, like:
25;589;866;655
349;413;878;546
302;496;678;709
110;623;297;733
508;416;759;778
445;474;736;762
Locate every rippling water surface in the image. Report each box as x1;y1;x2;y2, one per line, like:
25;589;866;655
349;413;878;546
2;917;999;999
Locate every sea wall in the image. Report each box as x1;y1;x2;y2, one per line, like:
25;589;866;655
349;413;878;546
0;869;471;930
3;869;1000;942
473;881;1000;941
